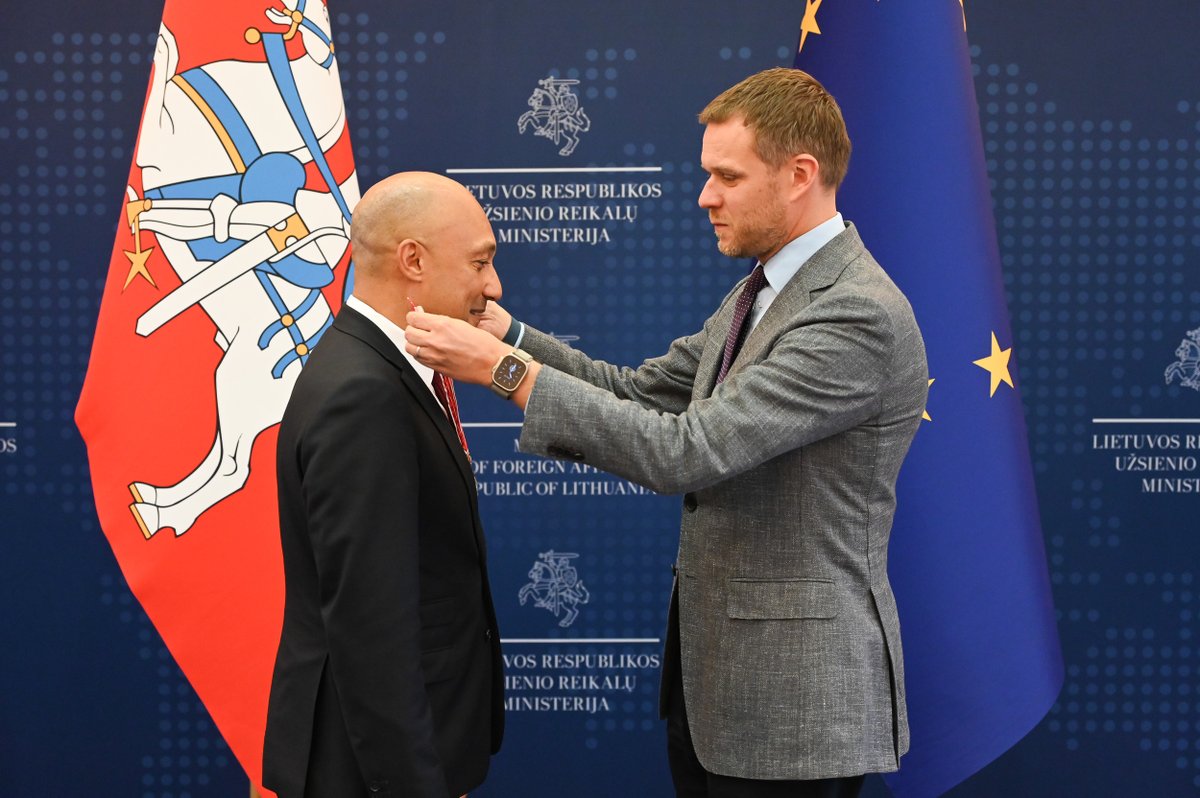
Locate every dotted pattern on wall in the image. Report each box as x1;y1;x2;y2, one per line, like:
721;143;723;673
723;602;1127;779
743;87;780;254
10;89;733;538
101;572;233;798
333;13;444;179
514;156;726;357
0;24;239;796
974;50;1199;436
0;29;138;486
972;43;1200;790
454;39;785;362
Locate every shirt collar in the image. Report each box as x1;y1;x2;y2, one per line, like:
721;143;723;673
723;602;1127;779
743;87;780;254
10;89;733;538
760;212;845;294
344;295;436;392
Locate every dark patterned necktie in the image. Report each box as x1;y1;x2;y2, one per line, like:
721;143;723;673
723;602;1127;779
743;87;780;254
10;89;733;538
431;372;471;462
715;263;767;384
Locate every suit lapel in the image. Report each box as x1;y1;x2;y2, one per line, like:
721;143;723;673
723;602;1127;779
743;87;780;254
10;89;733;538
332;307;478;505
722;223;865;382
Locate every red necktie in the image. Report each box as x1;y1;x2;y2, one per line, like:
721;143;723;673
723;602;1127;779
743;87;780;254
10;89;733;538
715;263;767;384
431;372;471;462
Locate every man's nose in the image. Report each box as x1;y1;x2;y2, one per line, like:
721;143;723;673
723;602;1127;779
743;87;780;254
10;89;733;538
484;266;502;302
698;177;719;209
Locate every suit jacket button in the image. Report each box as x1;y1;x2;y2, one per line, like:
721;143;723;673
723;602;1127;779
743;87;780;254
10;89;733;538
683;492;697;512
485;628;493;642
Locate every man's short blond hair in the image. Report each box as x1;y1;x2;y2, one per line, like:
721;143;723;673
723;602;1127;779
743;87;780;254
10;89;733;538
699;67;851;189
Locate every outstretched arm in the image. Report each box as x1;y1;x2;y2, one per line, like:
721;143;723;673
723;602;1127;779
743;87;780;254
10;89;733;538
408;299;715;416
405;294;906;496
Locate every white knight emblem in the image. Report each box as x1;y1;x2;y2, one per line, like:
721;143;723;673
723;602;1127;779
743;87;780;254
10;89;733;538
518;76;591;157
1165;327;1200;391
519;550;591;627
125;0;359;538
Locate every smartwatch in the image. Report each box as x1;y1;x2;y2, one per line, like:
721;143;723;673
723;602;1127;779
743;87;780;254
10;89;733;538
490;348;534;399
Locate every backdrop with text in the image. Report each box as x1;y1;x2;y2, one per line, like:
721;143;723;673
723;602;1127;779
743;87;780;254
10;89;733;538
1;1;1198;797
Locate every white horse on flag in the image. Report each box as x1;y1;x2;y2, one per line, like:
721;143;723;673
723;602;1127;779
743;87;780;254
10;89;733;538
125;0;359;537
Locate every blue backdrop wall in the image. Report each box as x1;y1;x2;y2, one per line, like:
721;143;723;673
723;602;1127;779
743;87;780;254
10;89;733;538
1;1;1198;796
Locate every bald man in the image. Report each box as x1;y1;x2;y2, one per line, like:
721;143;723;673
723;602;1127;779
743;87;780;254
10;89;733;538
263;172;505;798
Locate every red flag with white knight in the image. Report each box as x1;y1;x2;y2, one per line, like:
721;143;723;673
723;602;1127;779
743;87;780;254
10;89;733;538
75;0;358;789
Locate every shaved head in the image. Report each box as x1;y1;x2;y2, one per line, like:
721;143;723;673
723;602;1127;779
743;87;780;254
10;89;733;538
351;171;479;278
348;171;500;327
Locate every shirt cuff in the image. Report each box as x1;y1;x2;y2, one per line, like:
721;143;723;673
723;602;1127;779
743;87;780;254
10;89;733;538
503;318;526;348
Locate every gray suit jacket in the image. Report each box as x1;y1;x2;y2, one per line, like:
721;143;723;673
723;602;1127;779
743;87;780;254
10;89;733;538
518;223;927;780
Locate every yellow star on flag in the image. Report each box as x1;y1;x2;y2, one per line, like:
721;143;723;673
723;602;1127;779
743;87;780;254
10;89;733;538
122;246;157;291
973;332;1014;397
798;0;824;53
122;198;157;291
922;378;935;421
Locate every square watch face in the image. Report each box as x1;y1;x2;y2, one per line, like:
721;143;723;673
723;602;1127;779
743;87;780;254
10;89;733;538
496;356;528;390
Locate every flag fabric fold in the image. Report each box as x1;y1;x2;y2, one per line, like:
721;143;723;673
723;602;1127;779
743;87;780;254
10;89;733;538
792;2;1063;795
76;0;357;789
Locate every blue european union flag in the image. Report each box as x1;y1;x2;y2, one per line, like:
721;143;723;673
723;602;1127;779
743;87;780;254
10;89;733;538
793;3;1064;795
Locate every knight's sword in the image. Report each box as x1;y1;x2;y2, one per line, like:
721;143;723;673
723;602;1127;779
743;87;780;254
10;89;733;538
135;212;312;337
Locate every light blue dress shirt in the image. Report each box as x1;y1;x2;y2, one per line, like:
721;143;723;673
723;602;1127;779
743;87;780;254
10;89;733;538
748;212;845;332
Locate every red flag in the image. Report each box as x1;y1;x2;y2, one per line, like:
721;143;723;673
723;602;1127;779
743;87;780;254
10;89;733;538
75;0;357;790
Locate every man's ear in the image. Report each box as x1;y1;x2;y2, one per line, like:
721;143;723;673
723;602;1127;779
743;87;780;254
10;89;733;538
396;238;424;281
788;153;821;201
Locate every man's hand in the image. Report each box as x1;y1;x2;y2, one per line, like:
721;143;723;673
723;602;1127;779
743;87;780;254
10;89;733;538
477;300;512;341
405;310;507;385
406;309;541;409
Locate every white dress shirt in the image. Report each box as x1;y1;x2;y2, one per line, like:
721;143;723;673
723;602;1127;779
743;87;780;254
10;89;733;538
344;295;440;406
